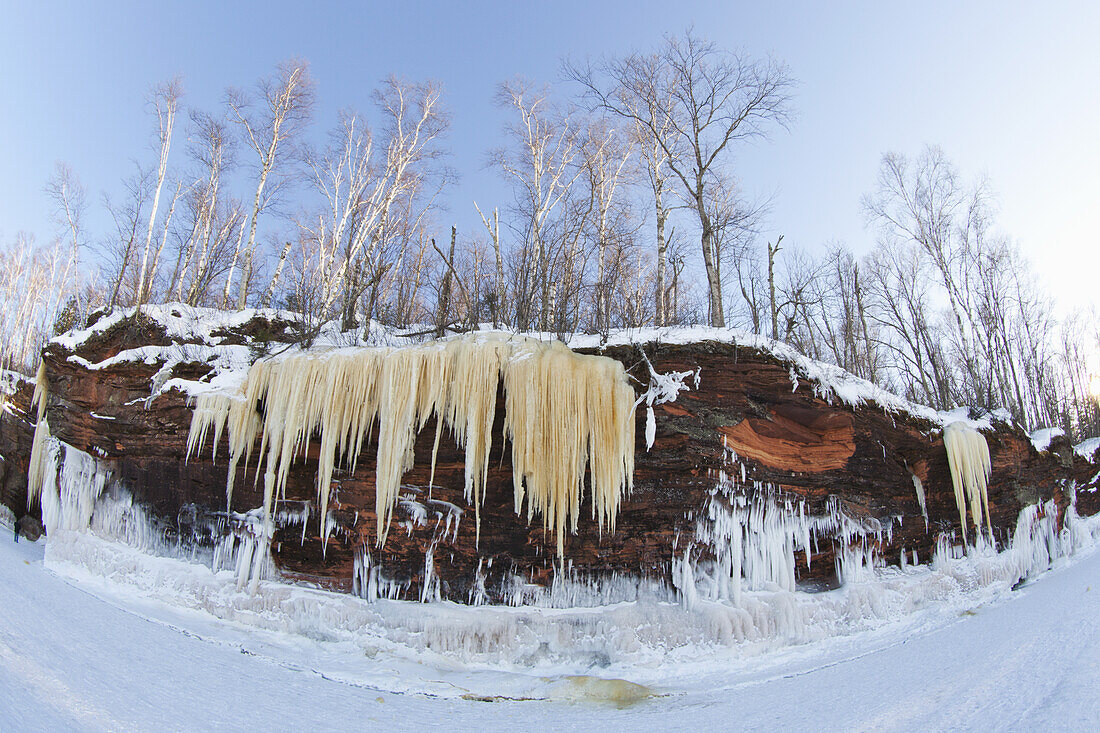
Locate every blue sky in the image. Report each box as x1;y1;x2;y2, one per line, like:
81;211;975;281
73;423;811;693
2;1;1098;312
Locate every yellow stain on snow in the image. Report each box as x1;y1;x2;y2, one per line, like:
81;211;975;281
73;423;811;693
548;675;655;708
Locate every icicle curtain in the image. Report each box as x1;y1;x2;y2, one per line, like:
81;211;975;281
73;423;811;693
188;334;636;557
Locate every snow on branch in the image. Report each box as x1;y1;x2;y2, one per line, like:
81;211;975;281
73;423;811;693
635;344;699;450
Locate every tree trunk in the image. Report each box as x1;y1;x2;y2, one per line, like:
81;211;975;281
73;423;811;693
492;209;504;329
263;240;293;309
109;229;138;310
537;235;550;332
697;201;724;328
435;226;457;338
136;119;175;312
767;236;783;339
655;186;667;327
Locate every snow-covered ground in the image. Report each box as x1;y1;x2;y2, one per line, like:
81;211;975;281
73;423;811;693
3;528;1100;731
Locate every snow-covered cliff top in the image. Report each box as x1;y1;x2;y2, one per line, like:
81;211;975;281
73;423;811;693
47;304;1016;433
1076;437;1100;461
0;369;32;416
51;304;296;351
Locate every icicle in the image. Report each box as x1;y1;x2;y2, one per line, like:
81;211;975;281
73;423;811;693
420;540;441;603
469;558;488;605
186;394;231;463
31;361;48;420
352;544;373;600
27;418;53;506
911;473;928;527
687;446;895;601
504;339;635;555
28;439;114;535
943;422;993;538
186;333;637;563
27;363;53;508
675;545;697;609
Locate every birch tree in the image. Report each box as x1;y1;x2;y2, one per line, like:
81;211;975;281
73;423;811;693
42;163;85;324
173;110;235;304
863;147;1006;411
135;77;184;310
796;245;880;382
637;108;675;326
344;77;449;328
489;78;584;331
863;242;952;407
44;162;84;272
568;52;675;325
473;202;506;327
103;166;152;308
581;118;633;333
0;234;79;373
294;78;448;335
570;29;792;326
225;59;315;309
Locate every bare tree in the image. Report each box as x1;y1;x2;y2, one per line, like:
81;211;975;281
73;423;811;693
42;163;86;323
473;202;506;327
795;245;881;382
172;110;236;304
761;236;781;338
343;77;449;329
665;236;692;325
433;225;470;335
1055;310;1100;439
581;118;634;333
705;170;765;329
135;77;184;310
570;29;793;326
643;129;674;326
861;146;1046;417
567;52;675;326
289;78;448;338
548;183;598;335
0;230;81;373
225;59;315;309
489;77;585;331
373;200;435;327
44;162;85;269
863;240;953;408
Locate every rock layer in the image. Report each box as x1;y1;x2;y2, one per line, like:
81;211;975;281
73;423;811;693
5;310;1098;603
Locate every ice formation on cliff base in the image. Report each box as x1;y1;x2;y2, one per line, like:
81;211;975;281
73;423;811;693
677;448;895;608
22;396;1100;681
38;476;1099;684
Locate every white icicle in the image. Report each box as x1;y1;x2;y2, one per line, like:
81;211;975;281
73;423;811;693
943;422;993;538
187;333;637;563
911;472;928;528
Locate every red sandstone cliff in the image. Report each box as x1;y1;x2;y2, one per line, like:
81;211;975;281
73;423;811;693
3;306;1097;603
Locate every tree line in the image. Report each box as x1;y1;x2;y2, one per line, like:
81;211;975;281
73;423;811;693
2;30;1097;441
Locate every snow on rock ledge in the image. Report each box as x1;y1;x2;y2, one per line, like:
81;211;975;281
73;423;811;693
8;304;1099;605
